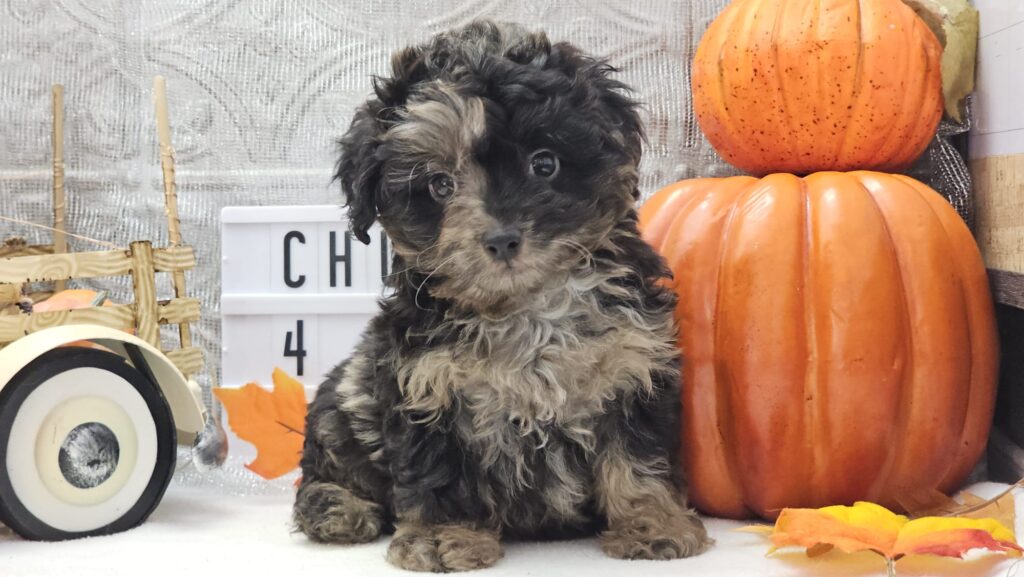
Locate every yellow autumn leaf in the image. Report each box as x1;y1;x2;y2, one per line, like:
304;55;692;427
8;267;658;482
766;502;904;557
748;501;1021;564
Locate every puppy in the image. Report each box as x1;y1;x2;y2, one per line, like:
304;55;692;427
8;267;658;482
294;20;711;571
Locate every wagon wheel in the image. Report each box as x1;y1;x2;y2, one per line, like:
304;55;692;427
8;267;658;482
0;346;176;540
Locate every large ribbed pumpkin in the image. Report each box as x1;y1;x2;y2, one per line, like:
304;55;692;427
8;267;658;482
639;172;998;520
692;0;943;176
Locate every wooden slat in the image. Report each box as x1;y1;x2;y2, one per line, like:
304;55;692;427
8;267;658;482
0;285;21;305
0;244;54;258
158;297;200;324
0;249;130;284
991;269;1024;310
52;84;67;292
152;245;195;273
0;245;194;285
153;77;194;351
971;155;1024;274
0;296;199;343
170;271;193;349
165;346;203;377
130;241;159;346
0;304;135;343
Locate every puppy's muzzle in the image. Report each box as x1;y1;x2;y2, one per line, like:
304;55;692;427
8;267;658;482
483;226;522;263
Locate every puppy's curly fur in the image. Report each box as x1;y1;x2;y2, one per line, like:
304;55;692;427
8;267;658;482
294;20;711;571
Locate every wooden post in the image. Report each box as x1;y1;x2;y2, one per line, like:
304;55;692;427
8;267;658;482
129;241;159;347
152;76;193;349
52;84;67;292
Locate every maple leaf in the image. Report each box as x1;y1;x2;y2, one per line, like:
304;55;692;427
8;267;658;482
742;501;1021;577
896;482;1019;529
895;516;1020;558
901;0;979;123
957;489;1017;530
213;368;307;479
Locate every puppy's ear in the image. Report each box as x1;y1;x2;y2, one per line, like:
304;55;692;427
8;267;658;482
551;44;646;170
593;69;645;200
586;61;645;169
336;106;382;245
337;47;428;244
375;46;428;111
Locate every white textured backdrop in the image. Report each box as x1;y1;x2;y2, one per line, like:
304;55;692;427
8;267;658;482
0;0;971;407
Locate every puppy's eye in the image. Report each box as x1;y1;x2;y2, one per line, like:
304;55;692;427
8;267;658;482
428;173;456;201
529;150;559;179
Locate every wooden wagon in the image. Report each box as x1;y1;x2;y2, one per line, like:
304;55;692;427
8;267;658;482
0;79;211;541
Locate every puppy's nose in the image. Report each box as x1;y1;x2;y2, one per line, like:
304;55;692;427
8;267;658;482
483;227;522;262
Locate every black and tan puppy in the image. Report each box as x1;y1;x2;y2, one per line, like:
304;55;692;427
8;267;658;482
294;20;711;571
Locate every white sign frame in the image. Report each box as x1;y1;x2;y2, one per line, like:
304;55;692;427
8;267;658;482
220;205;390;394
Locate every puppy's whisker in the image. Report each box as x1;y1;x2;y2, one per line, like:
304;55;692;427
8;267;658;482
549;238;594;266
413;253;458;311
383;240;445;281
406;161;425;196
415;240;444;269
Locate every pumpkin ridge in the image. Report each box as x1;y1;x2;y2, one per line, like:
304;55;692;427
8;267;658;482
770;0;797;172
863;4;918;170
681;177;759;517
642;181;707;255
884;175;977;494
811;0;826;169
897;18;929;169
854;173;914;504
901;15;935;168
718;1;766;167
712;178;758;518
800;175;823;506
905;18;942;167
876;3;940;171
898;177;978;491
698;1;745;166
835;0;866;167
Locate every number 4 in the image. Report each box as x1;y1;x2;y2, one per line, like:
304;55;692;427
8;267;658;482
284;320;307;376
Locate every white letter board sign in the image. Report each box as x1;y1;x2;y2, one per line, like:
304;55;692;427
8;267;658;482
220;205;390;394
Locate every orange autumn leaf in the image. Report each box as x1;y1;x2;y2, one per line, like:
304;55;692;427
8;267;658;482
213;368;307;479
743;500;1021;571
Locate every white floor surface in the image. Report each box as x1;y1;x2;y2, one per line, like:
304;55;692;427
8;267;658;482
2;474;1022;577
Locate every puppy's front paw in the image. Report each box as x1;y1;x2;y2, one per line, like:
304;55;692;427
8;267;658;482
388;524;443;572
601;509;712;561
388;522;503;572
293;482;383;544
436;524;503;571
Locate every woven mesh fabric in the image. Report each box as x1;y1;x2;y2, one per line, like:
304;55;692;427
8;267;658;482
0;0;972;406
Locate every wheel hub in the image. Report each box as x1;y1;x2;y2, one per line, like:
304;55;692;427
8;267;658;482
58;422;120;489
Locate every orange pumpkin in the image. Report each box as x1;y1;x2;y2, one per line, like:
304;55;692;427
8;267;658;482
32;289;112;313
31;289;135;343
639;172;998;519
692;0;943;176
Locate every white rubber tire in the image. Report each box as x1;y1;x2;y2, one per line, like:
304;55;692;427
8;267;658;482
0;347;176;540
